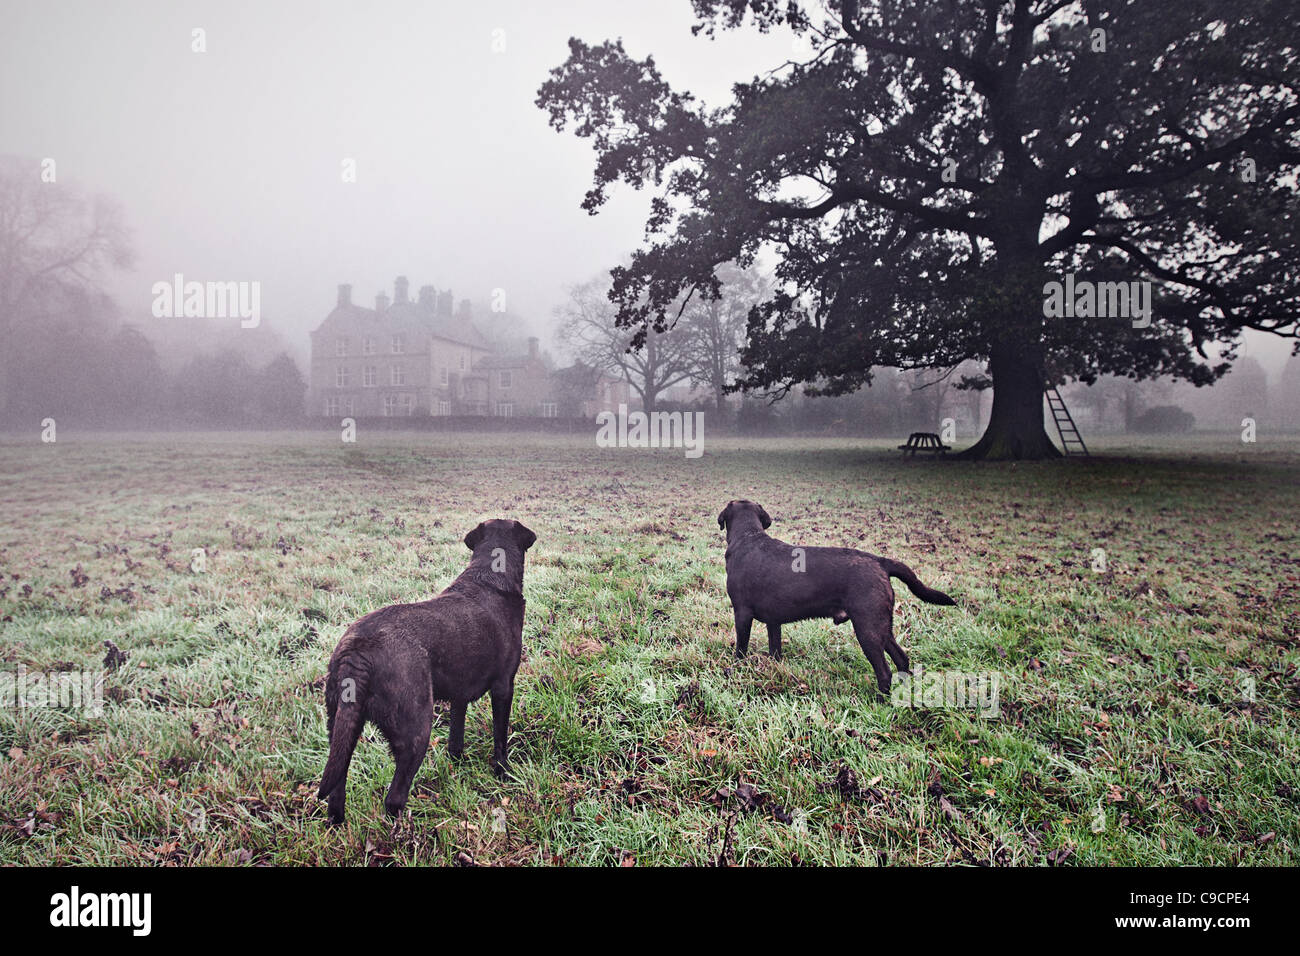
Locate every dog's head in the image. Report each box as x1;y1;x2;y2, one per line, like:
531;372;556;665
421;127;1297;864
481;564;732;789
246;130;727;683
717;499;771;534
464;519;537;554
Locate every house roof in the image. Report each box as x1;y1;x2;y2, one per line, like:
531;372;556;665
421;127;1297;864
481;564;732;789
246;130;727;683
554;362;630;385
316;301;490;350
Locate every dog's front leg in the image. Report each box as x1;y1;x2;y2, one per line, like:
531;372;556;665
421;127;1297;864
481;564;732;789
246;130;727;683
733;607;753;658
767;623;782;661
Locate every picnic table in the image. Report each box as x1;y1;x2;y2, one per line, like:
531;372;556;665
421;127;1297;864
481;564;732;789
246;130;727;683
897;432;951;456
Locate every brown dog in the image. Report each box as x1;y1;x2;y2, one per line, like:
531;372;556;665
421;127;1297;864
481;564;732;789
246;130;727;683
318;518;536;825
718;500;954;695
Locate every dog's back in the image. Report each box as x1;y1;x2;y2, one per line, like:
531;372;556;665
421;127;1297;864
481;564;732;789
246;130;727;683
727;534;898;625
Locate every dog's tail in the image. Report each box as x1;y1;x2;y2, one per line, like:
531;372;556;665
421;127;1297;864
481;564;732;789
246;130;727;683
318;655;368;800
881;558;956;606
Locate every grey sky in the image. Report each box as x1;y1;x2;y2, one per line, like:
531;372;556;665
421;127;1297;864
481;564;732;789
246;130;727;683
1;0;1291;376
0;0;801;358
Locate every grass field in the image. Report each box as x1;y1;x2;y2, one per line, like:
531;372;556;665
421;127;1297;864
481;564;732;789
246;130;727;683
1;431;1297;866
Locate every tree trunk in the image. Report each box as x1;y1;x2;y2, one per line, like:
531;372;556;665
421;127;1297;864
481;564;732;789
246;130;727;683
956;338;1061;460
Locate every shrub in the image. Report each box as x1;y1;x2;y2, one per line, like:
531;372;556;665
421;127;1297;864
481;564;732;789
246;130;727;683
1129;405;1196;434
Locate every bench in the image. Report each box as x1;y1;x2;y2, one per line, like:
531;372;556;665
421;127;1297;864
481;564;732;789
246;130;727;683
897;432;951;456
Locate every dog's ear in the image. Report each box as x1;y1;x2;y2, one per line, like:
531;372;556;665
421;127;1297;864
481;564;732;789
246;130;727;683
464;522;487;551
757;505;772;529
717;502;732;530
512;521;536;551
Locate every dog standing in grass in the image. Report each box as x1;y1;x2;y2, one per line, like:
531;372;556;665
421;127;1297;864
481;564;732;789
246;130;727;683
318;519;536;825
718;500;954;696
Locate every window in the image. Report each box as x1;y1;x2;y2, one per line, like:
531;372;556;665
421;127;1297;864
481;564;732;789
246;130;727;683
362;337;375;356
342;397;354;416
439;366;449;387
335;337;348;356
459;354;466;370
363;366;377;387
540;402;557;418
496;402;514;418
325;397;339;416
383;395;414;417
335;366;349;388
499;370;512;389
390;365;406;386
437;400;451;416
391;334;406;354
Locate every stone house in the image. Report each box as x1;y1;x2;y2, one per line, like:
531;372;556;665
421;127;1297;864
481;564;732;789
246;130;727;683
308;278;493;417
308;277;631;418
469;337;556;417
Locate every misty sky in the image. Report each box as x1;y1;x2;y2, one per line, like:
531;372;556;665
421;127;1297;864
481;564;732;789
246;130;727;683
0;0;808;359
1;0;1291;375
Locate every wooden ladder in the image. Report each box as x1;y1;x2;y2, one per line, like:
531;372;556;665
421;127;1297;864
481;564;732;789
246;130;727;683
1045;387;1089;456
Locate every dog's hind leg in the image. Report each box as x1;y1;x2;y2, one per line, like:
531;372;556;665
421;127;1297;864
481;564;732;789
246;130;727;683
883;625;910;674
733;607;753;658
767;622;782;661
380;695;433;818
489;679;514;779
448;699;468;759
850;613;895;698
319;666;366;826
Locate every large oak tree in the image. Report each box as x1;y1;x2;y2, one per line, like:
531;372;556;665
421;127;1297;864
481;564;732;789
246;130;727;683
538;0;1300;458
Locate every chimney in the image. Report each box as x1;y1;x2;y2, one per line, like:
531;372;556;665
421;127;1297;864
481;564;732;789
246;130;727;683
418;285;435;309
528;336;539;360
375;291;390;313
394;276;409;305
337;283;352;307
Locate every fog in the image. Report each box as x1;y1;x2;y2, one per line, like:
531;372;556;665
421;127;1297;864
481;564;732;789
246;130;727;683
0;0;1294;425
0;0;805;364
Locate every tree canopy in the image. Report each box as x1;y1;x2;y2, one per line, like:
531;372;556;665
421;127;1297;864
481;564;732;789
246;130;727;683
538;0;1300;458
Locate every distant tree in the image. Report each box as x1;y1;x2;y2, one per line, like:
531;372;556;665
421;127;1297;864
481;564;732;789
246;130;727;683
1216;355;1270;424
1130;405;1196;434
103;324;167;423
1275;354;1300;427
680;264;768;413
7;281;118;422
539;0;1300;459
0;157;133;416
556;275;694;413
255;353;307;422
174;351;257;425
